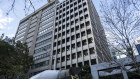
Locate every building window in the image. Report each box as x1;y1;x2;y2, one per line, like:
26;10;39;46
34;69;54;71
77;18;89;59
87;29;91;34
53;50;56;55
62;25;65;29
89;47;94;54
62;39;65;44
54;42;56;47
77;51;82;58
81;31;86;37
79;10;83;15
62;32;65;36
80;16;84;21
58;41;61;45
88;38;93;44
66;55;70;61
82;40;87;46
66;23;69;27
67;37;70;42
85;14;88;19
57;58;60;63
78;5;82;9
66;11;69;15
78;62;82;67
80;23;84;29
83;2;86;6
75;13;78;17
85;21;90;26
75;19;78;23
66;45;70;51
67;30;70;34
59;15;62;19
71;44;75;49
63;13;65;17
70;9;73;13
72;53;76;59
55;29;57;32
74;2;77;6
66;1;69;5
78;0;81;3
77;42;81;47
76;33;80;38
62;47;65;52
84;8;87;12
58;27;61;31
58;33;61;38
62;56;65;62
83;49;88;56
91;59;96;65
71;35;75;40
74;7;77;11
76;25;79;30
63;19;65;22
66;17;69;21
57;49;60;54
54;35;57;39
71;28;74;32
71;15;74;19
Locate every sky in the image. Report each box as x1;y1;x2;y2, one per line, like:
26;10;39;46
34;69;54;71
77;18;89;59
0;0;102;38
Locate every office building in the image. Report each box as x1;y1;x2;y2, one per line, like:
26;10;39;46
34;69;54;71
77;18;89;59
15;0;111;75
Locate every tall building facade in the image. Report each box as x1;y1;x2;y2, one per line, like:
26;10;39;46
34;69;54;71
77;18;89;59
15;0;111;75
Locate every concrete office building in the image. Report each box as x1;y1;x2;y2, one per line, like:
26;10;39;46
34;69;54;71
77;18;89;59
51;0;111;70
15;0;111;75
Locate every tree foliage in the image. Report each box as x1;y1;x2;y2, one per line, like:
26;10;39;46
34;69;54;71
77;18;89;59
79;65;92;79
0;36;33;79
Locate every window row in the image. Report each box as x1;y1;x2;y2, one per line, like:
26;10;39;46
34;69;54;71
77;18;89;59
19;20;29;27
16;31;25;38
57;0;85;10
56;2;87;15
35;38;52;47
17;27;26;35
37;31;52;41
53;38;93;49
33;51;50;61
56;7;88;21
34;44;51;54
39;21;53;30
53;48;95;63
38;26;53;35
40;16;54;25
55;15;89;31
41;11;54;21
33;60;49;69
15;36;24;42
27;31;35;38
42;5;55;15
54;28;91;40
18;23;28;31
31;18;37;24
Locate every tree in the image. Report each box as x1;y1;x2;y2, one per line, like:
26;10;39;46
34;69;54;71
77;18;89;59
100;0;140;76
79;65;92;79
0;35;33;79
0;0;48;15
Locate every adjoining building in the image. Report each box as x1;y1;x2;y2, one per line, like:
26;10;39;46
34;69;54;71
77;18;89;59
15;0;111;75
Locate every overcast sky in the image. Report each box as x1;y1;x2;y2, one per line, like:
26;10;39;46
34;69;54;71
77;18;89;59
0;0;102;38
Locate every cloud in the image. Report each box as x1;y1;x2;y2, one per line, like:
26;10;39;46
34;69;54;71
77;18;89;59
0;10;13;30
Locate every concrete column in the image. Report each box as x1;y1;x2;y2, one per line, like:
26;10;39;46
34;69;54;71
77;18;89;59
122;69;128;79
91;70;99;79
